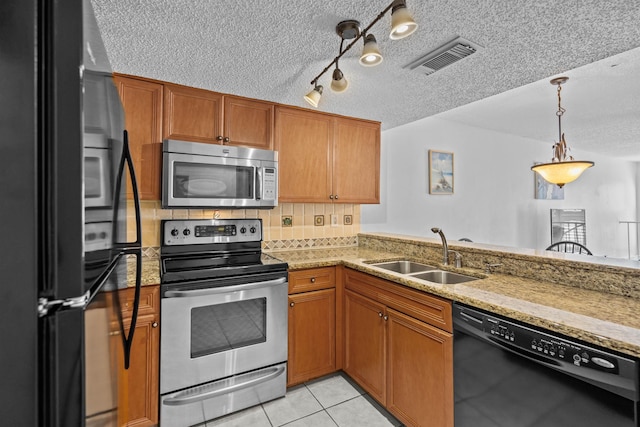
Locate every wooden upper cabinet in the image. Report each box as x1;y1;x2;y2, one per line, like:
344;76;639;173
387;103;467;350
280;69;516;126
333;117;380;204
163;83;274;149
275;106;380;204
224;95;274;149
113;75;163;200
163;83;223;144
275;107;333;203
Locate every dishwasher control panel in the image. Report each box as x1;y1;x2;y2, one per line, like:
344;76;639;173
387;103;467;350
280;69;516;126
453;303;631;376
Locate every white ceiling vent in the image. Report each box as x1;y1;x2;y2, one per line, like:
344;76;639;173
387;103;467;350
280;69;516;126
405;37;481;76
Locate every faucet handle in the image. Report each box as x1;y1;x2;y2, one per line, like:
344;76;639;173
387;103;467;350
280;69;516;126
449;251;463;268
484;262;502;274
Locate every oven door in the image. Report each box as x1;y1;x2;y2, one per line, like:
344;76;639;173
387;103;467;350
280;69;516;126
160;274;288;394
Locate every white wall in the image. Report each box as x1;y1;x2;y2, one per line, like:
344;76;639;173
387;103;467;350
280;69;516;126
361;116;638;259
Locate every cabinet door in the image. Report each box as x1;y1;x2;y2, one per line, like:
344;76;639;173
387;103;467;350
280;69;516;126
288;289;336;386
343;289;386;403
114;76;163;200
163;84;222;143
275;107;333;203
224;96;274;149
116;286;160;427
386;308;453;427
333;117;380;204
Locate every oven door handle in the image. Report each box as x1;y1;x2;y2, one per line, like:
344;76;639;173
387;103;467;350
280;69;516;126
164;276;287;298
163;365;286;406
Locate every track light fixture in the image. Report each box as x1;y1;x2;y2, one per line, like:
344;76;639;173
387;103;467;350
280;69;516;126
303;0;418;107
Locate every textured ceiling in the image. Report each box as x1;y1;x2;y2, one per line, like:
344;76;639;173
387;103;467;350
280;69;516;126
91;0;640;158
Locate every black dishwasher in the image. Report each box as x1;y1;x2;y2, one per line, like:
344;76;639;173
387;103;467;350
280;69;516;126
453;303;640;427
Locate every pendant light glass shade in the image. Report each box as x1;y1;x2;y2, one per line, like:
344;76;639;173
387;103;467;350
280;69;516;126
330;68;349;92
304;84;323;108
531;161;594;188
359;34;383;66
389;0;418;40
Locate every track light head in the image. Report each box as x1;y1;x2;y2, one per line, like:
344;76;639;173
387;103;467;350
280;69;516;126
304;84;323;108
390;0;418;39
359;34;383;66
330;68;349;92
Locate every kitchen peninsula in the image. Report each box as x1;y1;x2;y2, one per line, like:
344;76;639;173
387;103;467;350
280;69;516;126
269;232;640;358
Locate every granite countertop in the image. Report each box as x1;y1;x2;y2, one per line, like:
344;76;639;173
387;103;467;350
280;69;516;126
267;246;640;358
126;257;160;287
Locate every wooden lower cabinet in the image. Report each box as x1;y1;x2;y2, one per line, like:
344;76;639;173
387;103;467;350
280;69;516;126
114;285;160;427
288;288;336;385
287;267;338;386
343;269;453;427
386;308;453;427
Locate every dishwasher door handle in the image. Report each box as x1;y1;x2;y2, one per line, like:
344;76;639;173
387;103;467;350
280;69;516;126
164;277;287;298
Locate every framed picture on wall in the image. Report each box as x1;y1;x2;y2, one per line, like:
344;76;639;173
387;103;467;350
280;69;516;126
429;150;454;195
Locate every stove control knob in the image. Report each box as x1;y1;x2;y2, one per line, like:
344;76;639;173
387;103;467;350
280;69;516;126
250;226;257;234
171;228;179;237
240;227;247;234
183;228;191;236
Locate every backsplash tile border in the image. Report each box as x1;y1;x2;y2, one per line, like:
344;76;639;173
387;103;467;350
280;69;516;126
262;236;358;250
142;236;359;259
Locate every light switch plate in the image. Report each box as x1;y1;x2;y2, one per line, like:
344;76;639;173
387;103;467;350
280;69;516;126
330;214;338;227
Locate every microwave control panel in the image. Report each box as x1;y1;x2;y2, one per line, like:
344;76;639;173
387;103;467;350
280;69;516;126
262;168;276;201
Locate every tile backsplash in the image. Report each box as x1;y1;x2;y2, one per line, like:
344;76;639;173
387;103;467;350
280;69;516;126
129;201;360;248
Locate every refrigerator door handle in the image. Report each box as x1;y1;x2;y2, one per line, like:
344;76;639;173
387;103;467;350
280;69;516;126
110;129;143;370
112;129;142;250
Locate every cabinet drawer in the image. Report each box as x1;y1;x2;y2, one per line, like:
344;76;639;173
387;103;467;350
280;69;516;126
288;267;335;294
345;269;452;333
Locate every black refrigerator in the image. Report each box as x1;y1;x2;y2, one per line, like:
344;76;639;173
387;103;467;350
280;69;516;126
0;0;142;426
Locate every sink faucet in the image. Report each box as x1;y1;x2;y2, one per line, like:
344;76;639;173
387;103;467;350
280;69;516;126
431;227;449;265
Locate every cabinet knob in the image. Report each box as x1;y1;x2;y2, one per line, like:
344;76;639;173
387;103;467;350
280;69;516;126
329;195;334;200
378;312;383;317
223;137;230;143
290;302;295;307
334;195;339;200
216;135;223;141
152;322;158;328
310;277;316;283
383;315;388;321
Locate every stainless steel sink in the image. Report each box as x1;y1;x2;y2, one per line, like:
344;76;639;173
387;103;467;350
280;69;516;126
369;260;436;274
410;270;478;284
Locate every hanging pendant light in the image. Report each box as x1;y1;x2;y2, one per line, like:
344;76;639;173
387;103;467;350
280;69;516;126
531;77;594;188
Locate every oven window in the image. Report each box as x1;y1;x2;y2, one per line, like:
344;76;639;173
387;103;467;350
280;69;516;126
173;162;254;199
191;298;266;358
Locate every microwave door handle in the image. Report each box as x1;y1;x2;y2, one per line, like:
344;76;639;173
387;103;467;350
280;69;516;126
164;277;287;298
255;166;262;200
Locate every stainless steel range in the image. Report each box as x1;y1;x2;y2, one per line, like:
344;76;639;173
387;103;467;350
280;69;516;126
159;218;288;427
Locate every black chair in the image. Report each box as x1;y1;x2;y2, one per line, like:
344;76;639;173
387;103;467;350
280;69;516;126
545;241;592;255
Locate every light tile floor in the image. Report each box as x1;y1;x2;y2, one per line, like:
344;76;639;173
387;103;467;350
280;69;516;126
205;372;403;427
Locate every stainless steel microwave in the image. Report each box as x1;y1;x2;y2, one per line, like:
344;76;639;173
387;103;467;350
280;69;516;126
162;139;278;209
